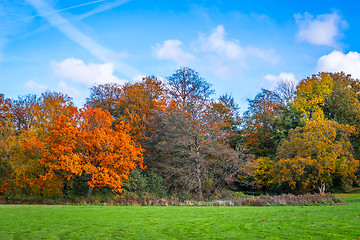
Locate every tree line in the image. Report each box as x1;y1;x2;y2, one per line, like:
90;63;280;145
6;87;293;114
0;68;359;200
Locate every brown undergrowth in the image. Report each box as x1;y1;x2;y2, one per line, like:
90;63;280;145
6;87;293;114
0;193;342;206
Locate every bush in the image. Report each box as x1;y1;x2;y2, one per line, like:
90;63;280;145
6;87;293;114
122;168;167;198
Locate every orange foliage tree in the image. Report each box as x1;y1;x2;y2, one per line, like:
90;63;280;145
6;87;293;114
40;106;143;197
3;92;75;197
116;76;168;140
7;129;61;197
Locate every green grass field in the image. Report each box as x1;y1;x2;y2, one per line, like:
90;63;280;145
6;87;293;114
0;191;359;239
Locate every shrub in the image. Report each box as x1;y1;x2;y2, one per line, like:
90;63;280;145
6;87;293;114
122;168;167;198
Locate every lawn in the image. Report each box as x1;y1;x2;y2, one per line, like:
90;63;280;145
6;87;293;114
0;192;359;239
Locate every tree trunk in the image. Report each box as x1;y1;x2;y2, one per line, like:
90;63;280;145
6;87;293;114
86;186;93;198
195;157;203;201
318;182;326;195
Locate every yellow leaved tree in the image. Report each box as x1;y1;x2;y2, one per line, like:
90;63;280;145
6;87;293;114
250;120;359;193
293;72;333;122
274;120;358;193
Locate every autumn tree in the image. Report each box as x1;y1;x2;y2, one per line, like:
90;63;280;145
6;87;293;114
147;68;242;199
242;89;282;157
292;72;360;156
40;106;143;197
272;100;304;145
275;79;298;106
322;72;360;127
293;72;333;122
86;83;122;119
0;94;13;195
167;67;214;116
154;68;214;199
292;72;360;126
248;73;360;194
1;92;75;197
116;76;168;140
11;94;39;131
243;80;301;154
248;157;275;190
0;94;12;119
151;108;240;199
206;94;242;147
31;92;74;132
5;128;61;197
321;72;360;156
270;121;357;193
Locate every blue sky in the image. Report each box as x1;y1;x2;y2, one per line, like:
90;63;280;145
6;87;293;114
1;0;360;111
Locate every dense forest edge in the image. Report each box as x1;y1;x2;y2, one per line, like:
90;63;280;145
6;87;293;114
0;67;359;205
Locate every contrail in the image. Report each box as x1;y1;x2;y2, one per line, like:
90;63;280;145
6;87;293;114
25;0;139;78
78;0;130;20
13;0;106;23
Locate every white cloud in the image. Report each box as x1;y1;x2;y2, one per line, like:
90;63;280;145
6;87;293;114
264;72;297;83
247;47;280;64
153;25;279;81
193;25;280;80
24;80;48;92
317;50;360;79
196;25;279;64
295;12;347;47
197;25;244;60
263;72;297;89
153;39;195;65
51;58;124;86
26;0;138;77
58;80;81;98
